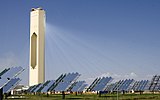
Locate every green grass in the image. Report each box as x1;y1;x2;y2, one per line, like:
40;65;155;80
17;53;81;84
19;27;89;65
5;93;160;100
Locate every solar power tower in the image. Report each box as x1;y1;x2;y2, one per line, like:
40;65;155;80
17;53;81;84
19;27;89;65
29;7;46;86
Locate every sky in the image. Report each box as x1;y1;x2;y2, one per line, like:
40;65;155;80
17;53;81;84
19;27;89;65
0;0;160;85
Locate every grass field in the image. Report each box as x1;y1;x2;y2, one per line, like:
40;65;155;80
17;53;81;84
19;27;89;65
5;93;160;100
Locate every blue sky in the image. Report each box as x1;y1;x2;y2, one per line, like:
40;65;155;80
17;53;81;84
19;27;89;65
0;0;160;85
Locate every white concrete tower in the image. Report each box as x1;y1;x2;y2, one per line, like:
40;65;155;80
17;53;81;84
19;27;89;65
29;7;45;86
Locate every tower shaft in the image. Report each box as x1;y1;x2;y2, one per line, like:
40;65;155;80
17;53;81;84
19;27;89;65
29;8;45;86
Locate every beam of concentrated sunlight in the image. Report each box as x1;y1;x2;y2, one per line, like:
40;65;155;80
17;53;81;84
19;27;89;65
45;23;124;83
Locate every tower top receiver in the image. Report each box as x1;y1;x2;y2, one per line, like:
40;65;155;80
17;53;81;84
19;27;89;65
31;7;43;11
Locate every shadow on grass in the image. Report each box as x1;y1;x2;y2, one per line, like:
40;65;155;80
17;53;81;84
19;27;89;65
66;98;83;99
100;95;117;97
